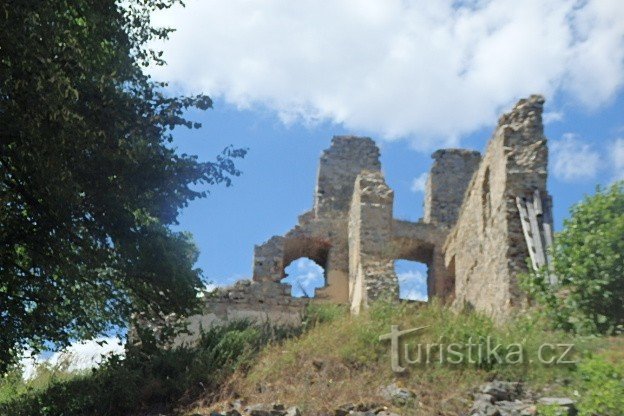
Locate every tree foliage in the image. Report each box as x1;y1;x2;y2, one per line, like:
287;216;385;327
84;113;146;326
522;181;624;334
0;0;246;372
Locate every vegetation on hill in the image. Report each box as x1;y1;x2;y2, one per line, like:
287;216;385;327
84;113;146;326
0;320;295;416
215;302;623;415
2;302;623;415
522;181;624;335
0;0;246;372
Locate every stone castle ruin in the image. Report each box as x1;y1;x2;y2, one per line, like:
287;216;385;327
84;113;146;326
178;95;554;342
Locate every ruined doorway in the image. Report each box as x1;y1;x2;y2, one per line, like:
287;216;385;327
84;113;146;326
394;259;428;301
282;257;325;298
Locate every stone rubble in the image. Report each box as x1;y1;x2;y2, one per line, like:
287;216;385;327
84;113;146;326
200;379;578;416
469;381;577;416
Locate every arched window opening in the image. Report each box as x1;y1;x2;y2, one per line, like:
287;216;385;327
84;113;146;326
282;258;325;298
394;259;428;301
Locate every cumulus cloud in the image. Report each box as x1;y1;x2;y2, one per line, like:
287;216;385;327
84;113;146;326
542;111;564;124
397;269;428;301
410;172;428;193
402;289;428;302
283;258;325;297
149;0;624;149
611;138;624;181
550;133;601;182
20;337;125;380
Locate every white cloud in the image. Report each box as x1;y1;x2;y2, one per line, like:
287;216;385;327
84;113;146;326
396;269;428;301
20;337;125;380
397;270;426;284
410;172;428;193
542;111;564;124
149;0;624;149
402;289;428;302
283;258;324;297
551;133;600;182
611;138;624;181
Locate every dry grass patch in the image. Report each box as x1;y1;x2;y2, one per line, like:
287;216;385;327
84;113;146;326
193;301;595;415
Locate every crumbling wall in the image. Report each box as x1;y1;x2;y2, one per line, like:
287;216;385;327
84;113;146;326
391;220;451;299
348;170;397;313
424;149;482;226
168;95;555;339
444;95;551;320
315;136;381;216
174;280;308;347
252;136;382;303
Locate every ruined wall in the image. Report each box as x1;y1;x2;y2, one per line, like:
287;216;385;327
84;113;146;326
162;95;555;342
391;220;451;299
253;136;382;303
174;280;308;347
444;95;551;320
348;170;398;314
424;149;482;226
315;136;381;216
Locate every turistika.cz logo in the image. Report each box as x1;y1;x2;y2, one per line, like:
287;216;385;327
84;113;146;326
379;325;577;373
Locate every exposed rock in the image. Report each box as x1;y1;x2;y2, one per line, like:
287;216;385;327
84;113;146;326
245;403;273;416
470;381;575;416
379;383;417;406
284;406;301;416
537;398;577;415
334;403;355;416
480;381;521;401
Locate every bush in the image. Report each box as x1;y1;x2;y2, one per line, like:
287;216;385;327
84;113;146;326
522;181;624;335
576;355;624;415
0;321;294;416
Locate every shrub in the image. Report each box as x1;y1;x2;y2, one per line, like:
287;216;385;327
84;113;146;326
576;355;624;415
522;181;624;335
0;320;293;416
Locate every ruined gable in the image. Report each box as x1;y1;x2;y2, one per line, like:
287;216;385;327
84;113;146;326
167;95;554;345
444;95;552;320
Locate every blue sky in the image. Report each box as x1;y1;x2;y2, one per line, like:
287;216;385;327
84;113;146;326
169;93;624;299
22;0;624;374
149;0;624;299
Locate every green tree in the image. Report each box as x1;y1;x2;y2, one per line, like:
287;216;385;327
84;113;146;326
523;181;624;334
0;0;246;372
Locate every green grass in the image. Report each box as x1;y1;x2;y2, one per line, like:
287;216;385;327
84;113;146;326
0;320;299;416
227;301;622;415
2;302;623;415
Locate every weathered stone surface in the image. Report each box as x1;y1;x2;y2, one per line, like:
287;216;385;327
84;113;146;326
537;398;577;415
480;381;521;401
425;148;481;226
148;95;555;346
379;382;417;406
469;380;574;416
284;406;301;416
445;95;553;321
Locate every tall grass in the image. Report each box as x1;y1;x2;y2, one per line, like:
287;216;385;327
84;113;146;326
0;320;298;416
232;300;611;415
2;302;621;416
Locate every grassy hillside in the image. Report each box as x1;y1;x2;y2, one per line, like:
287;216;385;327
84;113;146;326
2;301;623;415
192;301;624;415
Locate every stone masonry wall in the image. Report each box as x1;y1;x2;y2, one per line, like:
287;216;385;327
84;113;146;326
444;95;551;321
174;280;308;347
158;94;555;344
348;170;398;314
315;136;381;216
252;136;383;304
424;149;482;226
